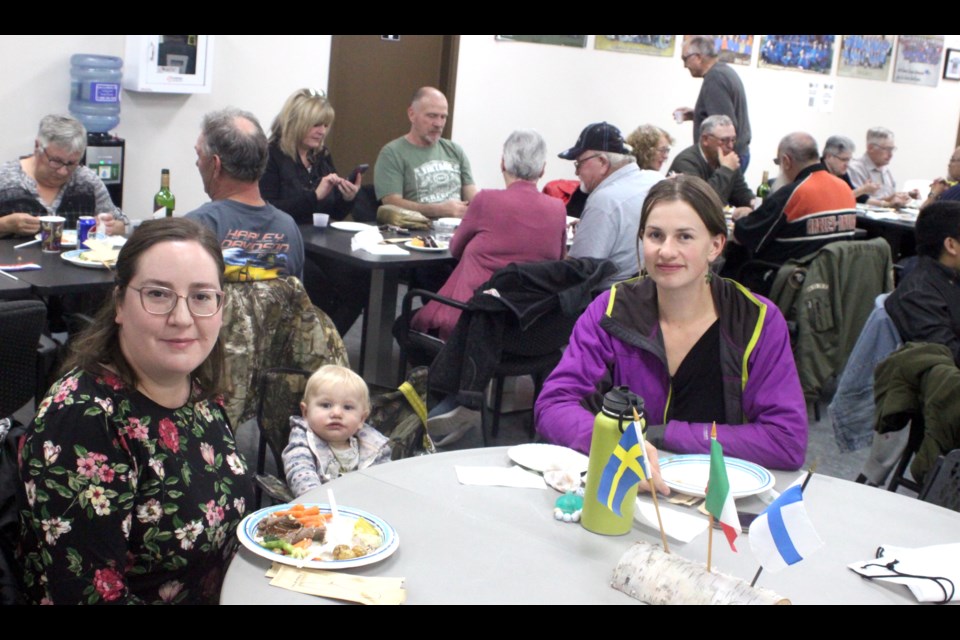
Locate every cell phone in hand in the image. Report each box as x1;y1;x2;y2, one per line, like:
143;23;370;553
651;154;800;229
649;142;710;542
348;164;369;183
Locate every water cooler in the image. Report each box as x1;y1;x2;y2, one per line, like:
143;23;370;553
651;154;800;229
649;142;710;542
70;54;125;209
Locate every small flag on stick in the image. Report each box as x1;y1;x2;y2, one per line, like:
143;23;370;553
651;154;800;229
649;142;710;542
596;419;648;516
749;482;823;572
705;424;741;552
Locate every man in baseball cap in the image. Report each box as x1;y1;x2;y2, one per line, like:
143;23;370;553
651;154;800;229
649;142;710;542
561;122;663;289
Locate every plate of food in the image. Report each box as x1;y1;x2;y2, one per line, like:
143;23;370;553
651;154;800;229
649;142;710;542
507;443;589;475
405;236;448;252
237;502;399;570
657;454;774;499
330;221;376;233
36;230;77;248
61;248;119;269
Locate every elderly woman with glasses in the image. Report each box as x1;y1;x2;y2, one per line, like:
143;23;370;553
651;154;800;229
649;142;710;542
409;129;567;340
18;218;253;604
260;88;360;224
0;114;127;238
626;124;674;172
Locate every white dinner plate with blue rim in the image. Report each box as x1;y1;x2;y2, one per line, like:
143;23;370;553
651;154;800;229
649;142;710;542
61;248;117;269
237;502;399;570
658;454;774;499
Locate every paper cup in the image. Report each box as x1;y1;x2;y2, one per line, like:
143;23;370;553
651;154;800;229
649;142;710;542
313;213;330;227
39;216;66;253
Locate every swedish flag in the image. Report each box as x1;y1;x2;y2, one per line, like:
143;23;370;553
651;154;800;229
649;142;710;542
596;421;649;516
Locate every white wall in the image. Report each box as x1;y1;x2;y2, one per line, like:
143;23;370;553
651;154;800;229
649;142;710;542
2;35;957;219
453;35;960;193
0;35;332;217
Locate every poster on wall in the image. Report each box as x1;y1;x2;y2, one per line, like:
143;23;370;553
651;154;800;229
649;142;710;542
496;35;587;48
758;35;835;74
807;81;835;113
893;35;944;87
945;48;960;81
595;35;675;57
680;36;753;65
837;35;895;81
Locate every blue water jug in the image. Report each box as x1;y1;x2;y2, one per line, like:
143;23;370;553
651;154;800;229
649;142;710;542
69;54;122;133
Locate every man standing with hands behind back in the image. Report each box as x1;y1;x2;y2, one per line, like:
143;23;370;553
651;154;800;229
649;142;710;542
675;35;752;171
375;87;477;218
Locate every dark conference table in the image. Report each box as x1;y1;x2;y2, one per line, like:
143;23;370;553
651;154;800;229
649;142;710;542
856;206;917;261
0;237;116;297
299;224;454;386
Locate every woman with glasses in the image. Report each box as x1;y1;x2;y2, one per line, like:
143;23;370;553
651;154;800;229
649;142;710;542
0;114;127;238
260;88;360;224
626;124;674;173
18;218;253;604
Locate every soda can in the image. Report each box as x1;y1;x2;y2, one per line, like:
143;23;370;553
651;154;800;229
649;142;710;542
78;216;96;249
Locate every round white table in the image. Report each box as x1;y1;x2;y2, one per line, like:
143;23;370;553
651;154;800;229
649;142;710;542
221;447;959;604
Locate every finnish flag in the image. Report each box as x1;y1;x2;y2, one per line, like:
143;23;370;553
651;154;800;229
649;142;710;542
749;484;824;572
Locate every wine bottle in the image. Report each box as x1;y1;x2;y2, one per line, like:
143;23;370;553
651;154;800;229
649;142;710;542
154;168;175;217
756;170;771;200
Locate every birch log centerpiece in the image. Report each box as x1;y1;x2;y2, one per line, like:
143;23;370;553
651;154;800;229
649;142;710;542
611;542;790;605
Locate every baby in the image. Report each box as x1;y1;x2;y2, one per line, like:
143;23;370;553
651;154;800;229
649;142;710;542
282;365;392;496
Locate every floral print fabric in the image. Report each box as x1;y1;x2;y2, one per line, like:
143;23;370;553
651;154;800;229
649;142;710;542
18;368;254;604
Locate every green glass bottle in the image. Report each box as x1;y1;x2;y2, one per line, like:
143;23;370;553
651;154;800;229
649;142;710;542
154;168;175;217
756;170;771;200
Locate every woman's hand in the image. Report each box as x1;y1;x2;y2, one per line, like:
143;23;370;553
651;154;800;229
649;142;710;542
102;214;126;236
315;173;340;201
0;212;41;235
637;441;670;496
337;171;361;202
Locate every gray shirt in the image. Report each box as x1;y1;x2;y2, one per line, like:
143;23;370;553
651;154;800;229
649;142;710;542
0;158;126;232
186;199;305;282
847;154;897;199
569;163;662;289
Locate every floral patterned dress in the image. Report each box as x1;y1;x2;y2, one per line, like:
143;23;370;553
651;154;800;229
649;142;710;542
18;368;254;604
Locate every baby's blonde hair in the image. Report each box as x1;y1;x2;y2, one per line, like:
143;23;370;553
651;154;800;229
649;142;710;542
301;364;371;413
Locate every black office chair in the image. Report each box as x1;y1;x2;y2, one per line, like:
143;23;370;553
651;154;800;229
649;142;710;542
0;300;48;419
398;258;616;440
398;288;573;441
918;449;960;512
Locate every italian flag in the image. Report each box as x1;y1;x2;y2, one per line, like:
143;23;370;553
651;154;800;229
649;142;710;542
705;426;741;551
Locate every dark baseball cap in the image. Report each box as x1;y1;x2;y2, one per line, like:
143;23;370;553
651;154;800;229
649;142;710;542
558;122;629;159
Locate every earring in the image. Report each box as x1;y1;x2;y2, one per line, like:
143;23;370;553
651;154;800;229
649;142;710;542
705;267;714;284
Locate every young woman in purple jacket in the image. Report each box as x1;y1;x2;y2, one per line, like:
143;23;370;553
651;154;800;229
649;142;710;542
535;176;807;487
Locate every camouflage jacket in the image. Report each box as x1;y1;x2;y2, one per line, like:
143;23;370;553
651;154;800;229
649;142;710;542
220;277;348;425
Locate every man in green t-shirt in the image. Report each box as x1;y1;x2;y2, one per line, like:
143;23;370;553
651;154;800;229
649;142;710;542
374;87;477;219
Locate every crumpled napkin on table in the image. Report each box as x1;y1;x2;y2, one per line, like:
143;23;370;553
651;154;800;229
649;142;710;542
351;228;409;255
848;542;960;603
633;497;710;543
455;465;547;489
